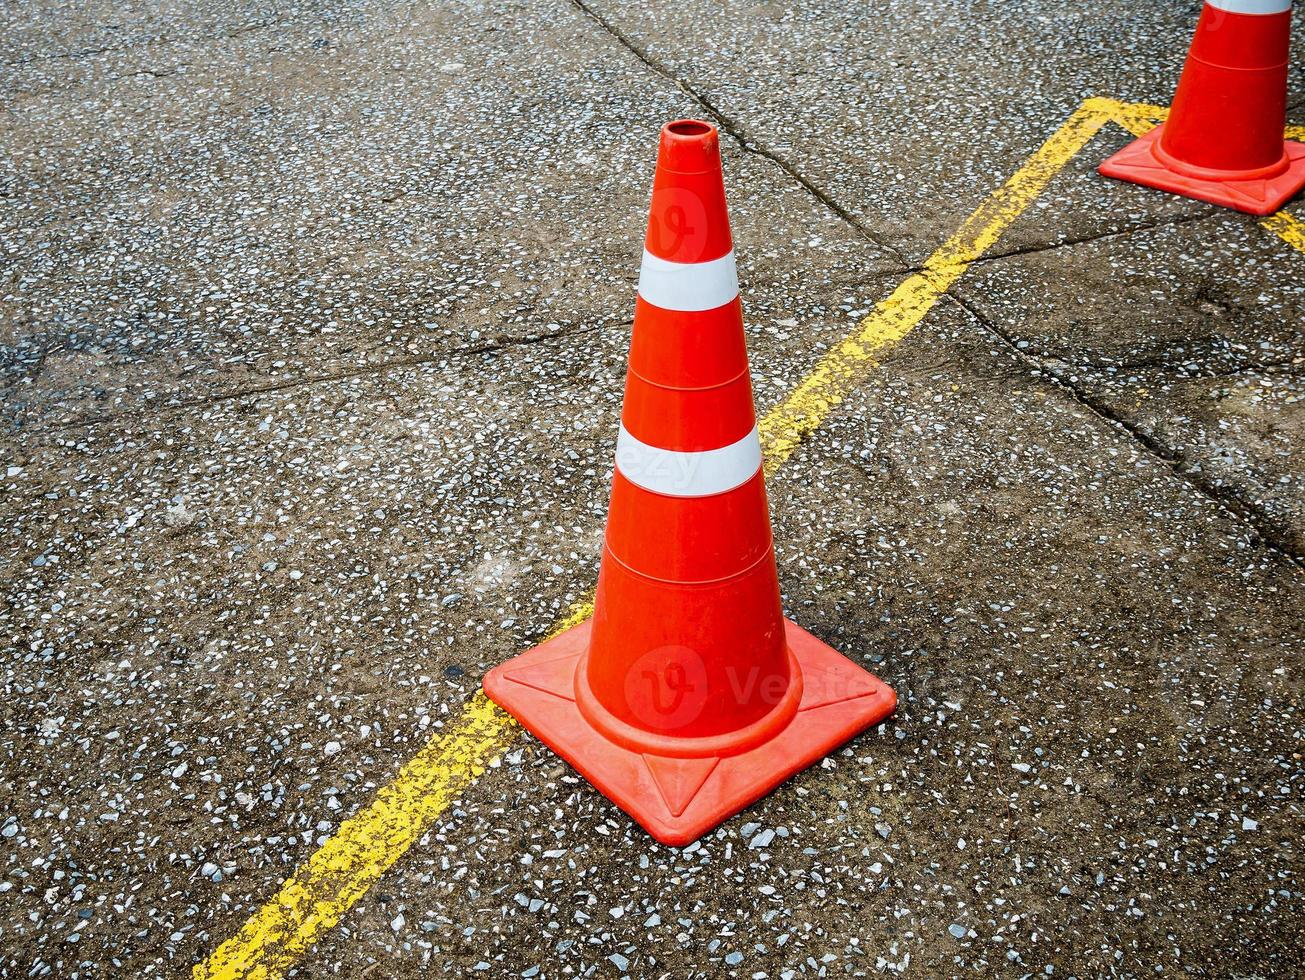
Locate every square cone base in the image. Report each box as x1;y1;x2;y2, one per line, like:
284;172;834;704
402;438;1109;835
1099;125;1305;216
483;618;896;845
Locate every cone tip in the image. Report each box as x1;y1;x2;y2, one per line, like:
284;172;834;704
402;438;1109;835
658;119;720;174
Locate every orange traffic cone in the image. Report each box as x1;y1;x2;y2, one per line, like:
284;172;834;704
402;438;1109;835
1100;0;1305;215
483;120;896;845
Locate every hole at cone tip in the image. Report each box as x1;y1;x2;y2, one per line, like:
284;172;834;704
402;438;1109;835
667;120;713;138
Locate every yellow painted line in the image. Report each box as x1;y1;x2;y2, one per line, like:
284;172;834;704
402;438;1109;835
550;597;595;634
196;597;592;980
194;96;1298;979
1260;211;1305;254
1113;101;1167;137
194;691;516;980
760;96;1118;470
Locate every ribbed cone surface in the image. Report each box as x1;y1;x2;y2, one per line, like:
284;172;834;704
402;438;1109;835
1160;1;1293;175
585;119;790;743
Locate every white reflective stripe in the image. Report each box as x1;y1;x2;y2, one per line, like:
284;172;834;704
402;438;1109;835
637;249;739;312
615;423;761;498
1206;0;1290;13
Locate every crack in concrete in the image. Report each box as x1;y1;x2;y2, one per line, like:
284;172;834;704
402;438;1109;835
1;19;279;69
948;291;1305;570
566;0;914;271
1034;351;1300;380
26;317;617;436
1187;357;1301;379
968;210;1221;266
887;210;1222;281
121;62;192;80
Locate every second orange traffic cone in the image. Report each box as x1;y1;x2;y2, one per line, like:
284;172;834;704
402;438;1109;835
1100;0;1305;215
484;120;896;845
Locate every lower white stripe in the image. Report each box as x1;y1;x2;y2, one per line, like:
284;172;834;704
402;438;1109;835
1207;0;1290;13
637;249;739;312
615;423;761;498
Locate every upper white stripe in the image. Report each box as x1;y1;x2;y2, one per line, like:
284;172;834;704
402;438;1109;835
1206;0;1290;13
615;423;761;498
637;249;739;312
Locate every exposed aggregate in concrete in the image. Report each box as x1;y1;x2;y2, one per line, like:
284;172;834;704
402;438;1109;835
1;1;1301;977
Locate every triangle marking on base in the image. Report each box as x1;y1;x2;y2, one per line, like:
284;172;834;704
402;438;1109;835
642;754;720;818
1223;179;1269;204
502;651;579;702
799;662;880;712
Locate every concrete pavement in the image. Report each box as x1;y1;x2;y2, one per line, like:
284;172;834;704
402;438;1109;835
1;1;1302;977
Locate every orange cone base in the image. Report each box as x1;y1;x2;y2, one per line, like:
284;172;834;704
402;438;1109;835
1099;125;1305;216
484;619;896;845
